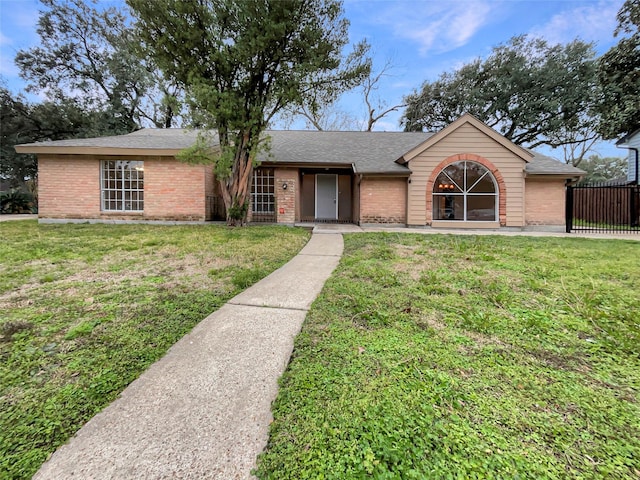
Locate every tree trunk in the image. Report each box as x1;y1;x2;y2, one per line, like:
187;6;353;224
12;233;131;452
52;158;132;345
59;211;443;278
219;131;255;226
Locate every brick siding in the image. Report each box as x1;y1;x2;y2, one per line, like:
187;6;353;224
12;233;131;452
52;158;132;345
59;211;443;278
525;178;566;225
38;156;101;218
275;168;297;223
360;177;407;224
38;155;209;221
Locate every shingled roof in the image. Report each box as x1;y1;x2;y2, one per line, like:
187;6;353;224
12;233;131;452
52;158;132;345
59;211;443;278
525;150;585;176
261;130;431;174
15;128;583;177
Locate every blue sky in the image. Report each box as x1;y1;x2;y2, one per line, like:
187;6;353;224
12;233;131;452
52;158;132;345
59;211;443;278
0;0;627;157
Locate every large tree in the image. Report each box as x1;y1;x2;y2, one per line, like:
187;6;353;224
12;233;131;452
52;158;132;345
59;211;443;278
597;0;640;139
128;0;369;224
16;0;182;132
279;56;405;132
402;36;600;152
577;154;628;184
0;85;107;190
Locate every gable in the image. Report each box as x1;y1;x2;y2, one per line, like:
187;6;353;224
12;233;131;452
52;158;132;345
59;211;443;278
398;114;533;165
616;128;640;148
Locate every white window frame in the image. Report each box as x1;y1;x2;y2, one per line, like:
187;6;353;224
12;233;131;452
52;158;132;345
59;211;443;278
100;160;144;212
251;168;275;214
432;161;498;222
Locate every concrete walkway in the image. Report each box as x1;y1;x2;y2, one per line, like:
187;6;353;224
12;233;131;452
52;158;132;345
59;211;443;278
310;223;640;241
34;233;343;480
0;213;38;221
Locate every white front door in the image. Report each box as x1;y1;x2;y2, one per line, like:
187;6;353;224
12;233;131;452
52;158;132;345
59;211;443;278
316;174;338;220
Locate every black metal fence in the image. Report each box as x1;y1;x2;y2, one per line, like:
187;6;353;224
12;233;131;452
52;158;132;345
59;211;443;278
206;196;279;223
566;183;640;233
207;196;226;221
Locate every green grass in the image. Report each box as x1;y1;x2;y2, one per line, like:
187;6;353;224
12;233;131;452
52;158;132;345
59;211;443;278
256;233;640;479
573;219;640;231
0;221;309;479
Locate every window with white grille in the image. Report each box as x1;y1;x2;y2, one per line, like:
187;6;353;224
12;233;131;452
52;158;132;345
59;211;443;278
252;169;275;213
101;160;144;212
432;161;497;221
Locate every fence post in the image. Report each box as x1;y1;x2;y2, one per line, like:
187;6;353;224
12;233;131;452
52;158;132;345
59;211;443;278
632;186;639;228
565;185;574;233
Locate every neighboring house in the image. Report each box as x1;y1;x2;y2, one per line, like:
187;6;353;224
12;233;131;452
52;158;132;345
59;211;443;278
15;114;583;229
616;128;640;184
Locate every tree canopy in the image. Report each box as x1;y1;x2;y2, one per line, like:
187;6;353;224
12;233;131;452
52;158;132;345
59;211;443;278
401;36;600;152
597;0;640;139
577;154;628;184
128;0;369;224
0;85;107;188
15;0;182;132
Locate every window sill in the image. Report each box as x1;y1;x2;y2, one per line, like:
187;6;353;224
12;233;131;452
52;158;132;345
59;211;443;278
100;211;144;215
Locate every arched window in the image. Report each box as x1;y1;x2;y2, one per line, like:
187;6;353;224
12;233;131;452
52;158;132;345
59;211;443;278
432;161;497;221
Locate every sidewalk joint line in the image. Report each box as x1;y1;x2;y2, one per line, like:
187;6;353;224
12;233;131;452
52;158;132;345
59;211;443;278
227;302;310;312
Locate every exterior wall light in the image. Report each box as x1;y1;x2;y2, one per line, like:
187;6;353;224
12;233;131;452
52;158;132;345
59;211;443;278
282;183;288;190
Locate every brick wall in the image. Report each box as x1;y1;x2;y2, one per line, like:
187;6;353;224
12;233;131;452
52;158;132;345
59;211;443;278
38;155;101;218
275;168;297;223
144;158;208;221
37;155;210;221
525;178;566;225
360;176;407;224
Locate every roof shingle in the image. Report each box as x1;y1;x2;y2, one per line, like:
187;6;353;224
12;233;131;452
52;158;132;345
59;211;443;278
15;128;583;176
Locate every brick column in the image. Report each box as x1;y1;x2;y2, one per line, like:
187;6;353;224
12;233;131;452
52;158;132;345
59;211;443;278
275;169;297;223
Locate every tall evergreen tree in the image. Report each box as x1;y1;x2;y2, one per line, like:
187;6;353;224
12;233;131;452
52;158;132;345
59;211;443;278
16;0;182;132
128;0;369;224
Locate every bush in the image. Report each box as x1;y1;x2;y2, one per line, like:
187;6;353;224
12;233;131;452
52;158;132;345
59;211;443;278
0;189;33;214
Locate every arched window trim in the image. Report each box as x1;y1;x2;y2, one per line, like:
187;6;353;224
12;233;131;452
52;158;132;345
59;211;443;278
432;161;499;222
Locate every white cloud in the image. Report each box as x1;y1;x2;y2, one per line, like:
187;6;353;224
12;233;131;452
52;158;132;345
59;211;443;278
529;0;623;48
369;0;495;56
0;32;11;46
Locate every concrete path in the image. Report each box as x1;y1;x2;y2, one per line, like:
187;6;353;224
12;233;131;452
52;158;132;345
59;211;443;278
310;223;640;241
34;233;343;480
0;213;38;221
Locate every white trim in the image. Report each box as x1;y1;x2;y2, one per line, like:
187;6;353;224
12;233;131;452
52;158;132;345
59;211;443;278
432;161;498;222
100;160;144;212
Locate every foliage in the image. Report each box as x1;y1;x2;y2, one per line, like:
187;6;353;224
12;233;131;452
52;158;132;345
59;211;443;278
128;0;369;225
0;85;114;189
577;154;629;184
597;0;640;139
402;36;600;151
0;189;33;213
256;233;640;479
0;221;309;479
15;0;183;131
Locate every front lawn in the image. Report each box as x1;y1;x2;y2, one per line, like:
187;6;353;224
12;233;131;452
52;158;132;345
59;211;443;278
0;221;309;479
257;233;640;479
